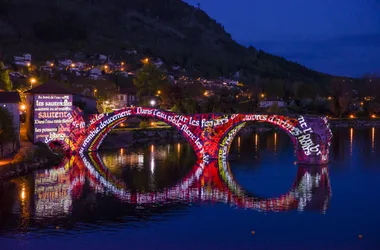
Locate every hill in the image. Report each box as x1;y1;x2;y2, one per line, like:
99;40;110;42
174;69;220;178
0;0;330;84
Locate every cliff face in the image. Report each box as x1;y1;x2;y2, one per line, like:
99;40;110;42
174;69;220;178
0;0;328;83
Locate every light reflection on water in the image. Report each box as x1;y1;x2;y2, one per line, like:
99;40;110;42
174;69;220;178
1;128;380;248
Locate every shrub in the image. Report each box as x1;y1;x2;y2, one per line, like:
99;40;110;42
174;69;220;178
139;120;149;129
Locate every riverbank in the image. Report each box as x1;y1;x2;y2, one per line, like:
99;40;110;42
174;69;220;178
329;118;380;128
0;141;63;181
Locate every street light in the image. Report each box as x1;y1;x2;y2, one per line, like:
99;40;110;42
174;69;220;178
150;100;156;107
260;93;265;98
20;104;26;111
94;89;98;97
30;78;36;88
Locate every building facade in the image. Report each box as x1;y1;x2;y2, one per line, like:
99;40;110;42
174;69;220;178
25;80;97;143
0;91;21;157
114;87;138;109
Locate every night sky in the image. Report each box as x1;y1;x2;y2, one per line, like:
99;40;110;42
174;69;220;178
185;0;380;77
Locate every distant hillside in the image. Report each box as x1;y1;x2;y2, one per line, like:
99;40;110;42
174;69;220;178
0;0;330;84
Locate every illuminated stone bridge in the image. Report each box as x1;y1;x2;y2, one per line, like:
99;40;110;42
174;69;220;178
57;107;333;165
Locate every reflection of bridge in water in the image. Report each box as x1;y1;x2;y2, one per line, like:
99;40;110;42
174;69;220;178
63;153;331;213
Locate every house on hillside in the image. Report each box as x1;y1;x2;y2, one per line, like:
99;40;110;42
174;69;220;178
259;99;285;108
153;58;164;68
58;59;73;67
14;53;31;67
114;86;139;109
125;49;137;55
0;91;21;156
89;68;103;79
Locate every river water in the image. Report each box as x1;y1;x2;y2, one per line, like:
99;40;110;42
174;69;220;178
0;128;380;249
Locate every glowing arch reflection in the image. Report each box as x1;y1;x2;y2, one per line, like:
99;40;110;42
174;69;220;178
72;153;331;213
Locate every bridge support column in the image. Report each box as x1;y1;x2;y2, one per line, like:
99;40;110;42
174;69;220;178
294;116;332;165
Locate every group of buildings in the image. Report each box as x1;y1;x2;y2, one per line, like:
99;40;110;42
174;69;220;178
0;51;307;158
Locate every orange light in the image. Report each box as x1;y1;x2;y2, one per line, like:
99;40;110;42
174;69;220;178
150;122;155;126
30;78;36;84
20;104;26;111
121;67;124;71
121;62;125;66
20;187;25;200
260;93;265;98
349;114;355;119
70;63;75;68
26;62;31;67
120;123;125;127
50;63;54;67
371;114;376;118
104;65;108;69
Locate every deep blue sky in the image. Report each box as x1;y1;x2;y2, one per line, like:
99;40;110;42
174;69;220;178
185;0;380;77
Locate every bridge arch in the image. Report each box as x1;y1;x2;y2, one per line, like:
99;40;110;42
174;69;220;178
77;107;208;158
215;114;332;165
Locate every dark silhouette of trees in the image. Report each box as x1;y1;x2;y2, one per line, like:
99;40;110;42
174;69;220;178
0;107;16;157
328;78;352;117
0;62;12;91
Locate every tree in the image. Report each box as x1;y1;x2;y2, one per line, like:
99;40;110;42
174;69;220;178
40;70;50;84
296;82;316;100
267;102;280;114
133;62;170;105
0;62;12;91
0;107;16;157
328;78;353;117
265;79;285;99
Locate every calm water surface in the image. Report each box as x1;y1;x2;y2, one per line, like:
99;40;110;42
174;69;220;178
1;128;380;249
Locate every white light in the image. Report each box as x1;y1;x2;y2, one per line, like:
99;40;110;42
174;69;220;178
150;100;156;106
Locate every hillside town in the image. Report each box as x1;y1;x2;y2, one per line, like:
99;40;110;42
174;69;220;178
0;50;380;160
3;51;380;117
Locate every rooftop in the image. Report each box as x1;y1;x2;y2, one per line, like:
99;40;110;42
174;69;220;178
25;80;95;99
25;80;74;95
0;91;21;103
